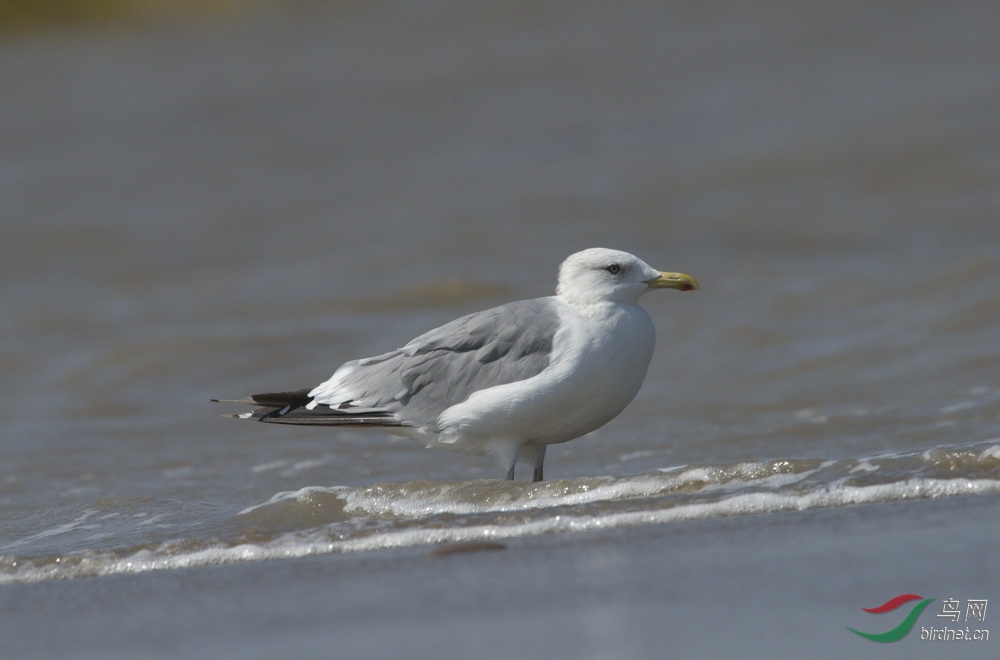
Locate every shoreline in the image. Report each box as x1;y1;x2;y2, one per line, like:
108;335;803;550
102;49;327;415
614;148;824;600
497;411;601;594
3;492;996;659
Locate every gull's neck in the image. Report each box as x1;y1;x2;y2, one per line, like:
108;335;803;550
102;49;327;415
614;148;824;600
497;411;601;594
556;293;642;321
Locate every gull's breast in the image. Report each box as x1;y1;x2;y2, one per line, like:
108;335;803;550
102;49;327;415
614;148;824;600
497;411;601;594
434;302;656;445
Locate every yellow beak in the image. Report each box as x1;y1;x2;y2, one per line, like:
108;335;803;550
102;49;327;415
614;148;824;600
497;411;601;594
644;271;700;292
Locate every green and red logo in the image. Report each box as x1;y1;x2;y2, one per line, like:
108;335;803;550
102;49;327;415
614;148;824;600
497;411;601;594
847;594;935;643
849;593;990;643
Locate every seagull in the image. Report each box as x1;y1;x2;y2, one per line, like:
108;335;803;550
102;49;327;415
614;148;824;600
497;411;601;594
214;248;698;482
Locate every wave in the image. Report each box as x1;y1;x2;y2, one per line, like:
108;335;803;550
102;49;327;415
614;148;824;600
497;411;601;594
2;439;998;585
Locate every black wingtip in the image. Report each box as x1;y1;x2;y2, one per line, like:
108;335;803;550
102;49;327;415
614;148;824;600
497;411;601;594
248;388;313;408
210;389;313;407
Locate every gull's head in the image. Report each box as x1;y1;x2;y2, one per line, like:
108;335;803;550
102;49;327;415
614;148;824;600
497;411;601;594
556;248;699;306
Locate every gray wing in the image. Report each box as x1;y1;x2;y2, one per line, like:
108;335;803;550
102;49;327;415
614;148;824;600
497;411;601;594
309;297;560;429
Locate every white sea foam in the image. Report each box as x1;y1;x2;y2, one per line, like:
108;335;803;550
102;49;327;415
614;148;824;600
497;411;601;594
4;476;994;584
3;442;998;585
333;476;1000;553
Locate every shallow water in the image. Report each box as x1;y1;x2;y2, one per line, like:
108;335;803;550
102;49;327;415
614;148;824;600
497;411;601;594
3;440;999;583
1;0;999;655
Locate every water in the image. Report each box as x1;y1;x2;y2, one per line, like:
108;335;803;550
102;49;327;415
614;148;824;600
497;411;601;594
1;1;999;657
4;443;998;584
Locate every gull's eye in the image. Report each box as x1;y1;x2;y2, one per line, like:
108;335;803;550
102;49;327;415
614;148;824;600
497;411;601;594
605;264;621;275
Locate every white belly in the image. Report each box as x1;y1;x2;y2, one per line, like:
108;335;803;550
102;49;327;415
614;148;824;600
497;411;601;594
433;302;656;449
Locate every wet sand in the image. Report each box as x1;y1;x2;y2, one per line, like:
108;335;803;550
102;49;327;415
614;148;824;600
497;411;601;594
4;493;996;659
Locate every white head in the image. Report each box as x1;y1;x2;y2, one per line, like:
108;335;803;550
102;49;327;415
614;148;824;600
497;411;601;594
555;248;699;306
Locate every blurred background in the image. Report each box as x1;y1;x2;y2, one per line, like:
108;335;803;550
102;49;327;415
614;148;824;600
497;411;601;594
2;0;998;499
2;4;999;658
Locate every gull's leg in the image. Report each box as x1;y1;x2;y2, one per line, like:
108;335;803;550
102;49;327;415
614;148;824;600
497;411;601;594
494;440;522;481
519;444;547;483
